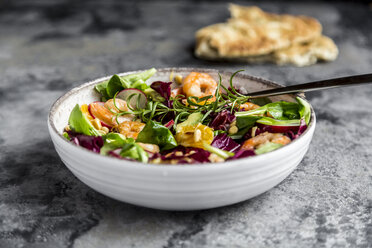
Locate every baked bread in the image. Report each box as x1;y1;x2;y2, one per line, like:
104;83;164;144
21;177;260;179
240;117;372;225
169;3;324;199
273;35;338;66
195;4;338;66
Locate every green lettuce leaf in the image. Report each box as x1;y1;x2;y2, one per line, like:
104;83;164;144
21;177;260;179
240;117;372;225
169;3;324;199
235;105;267;117
256;117;301;126
203;142;234;159
267;101;300;120
230;115;262;139
296;97;311;125
94;68;157;100
68;104;101;136
236;115;261;130
143;88;165;102
100;133;130;155
63;132;70;140
100;133;148;162
249;97;272;106
106;75;125;98
119;143;148;163
235;101;300;120
94;82;110;101
255;142;283;155
137;120;177;151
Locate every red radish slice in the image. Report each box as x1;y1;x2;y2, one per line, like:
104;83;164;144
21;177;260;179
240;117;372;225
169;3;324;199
164;119;174;129
116;88;147;109
88;102;113;128
257;123;299;133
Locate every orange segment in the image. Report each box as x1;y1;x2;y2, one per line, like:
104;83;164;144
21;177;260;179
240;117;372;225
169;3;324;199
175;124;214;149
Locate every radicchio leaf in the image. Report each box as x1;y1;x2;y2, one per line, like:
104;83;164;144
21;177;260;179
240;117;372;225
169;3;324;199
68;131;104;153
159;146;211;164
211;134;240;152
150;81;172;101
150;81;174;123
228;149;255;160
108;148;123;159
243;127;262;140
285;119;308;140
209;110;236;131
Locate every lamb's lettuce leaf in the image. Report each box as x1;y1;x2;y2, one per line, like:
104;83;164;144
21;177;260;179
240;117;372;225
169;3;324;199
231;115;261;139
119;143;148;163
95;83;110;101
94;68;157;100
137;120;177;151
236;115;261;130
266;101;300;120
100;133;129;155
106;75;125;98
100;133;148;162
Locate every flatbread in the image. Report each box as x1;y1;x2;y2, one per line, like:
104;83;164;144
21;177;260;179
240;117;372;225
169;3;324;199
195;5;322;58
195;4;338;66
196;35;338;67
273;35;338;66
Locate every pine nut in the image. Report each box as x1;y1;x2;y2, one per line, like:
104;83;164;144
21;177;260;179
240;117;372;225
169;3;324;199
64;125;71;132
175;75;183;84
228;126;238;135
92;118;102;130
194;129;202;143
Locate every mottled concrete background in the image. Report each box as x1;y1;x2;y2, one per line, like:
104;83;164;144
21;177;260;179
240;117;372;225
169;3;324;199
0;1;371;247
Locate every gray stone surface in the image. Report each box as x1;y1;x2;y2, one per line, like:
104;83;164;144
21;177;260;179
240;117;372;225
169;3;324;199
0;1;371;247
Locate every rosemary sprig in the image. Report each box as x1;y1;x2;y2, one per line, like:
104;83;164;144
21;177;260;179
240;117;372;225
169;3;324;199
111;70;250;128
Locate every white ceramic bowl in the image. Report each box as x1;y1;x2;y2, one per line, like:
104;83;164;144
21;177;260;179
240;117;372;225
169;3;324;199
48;68;316;211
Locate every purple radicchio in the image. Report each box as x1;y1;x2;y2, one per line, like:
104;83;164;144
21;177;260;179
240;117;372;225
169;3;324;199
151;81;172;101
285;119;308;140
68;131;104;153
209;110;236;131
160;146;211;164
150;81;174;123
243;127;263;140
228;149;255;160
211;133;241;152
108;148;123;159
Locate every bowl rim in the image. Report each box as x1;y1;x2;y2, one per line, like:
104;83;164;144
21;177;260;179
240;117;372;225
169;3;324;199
48;67;316;169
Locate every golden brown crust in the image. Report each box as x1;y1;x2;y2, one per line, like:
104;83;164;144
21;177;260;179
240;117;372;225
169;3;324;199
273;35;339;66
195;4;324;58
196;35;338;67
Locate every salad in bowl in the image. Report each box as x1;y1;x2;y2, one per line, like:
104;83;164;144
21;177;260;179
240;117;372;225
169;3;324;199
48;68;315;210
63;68;311;164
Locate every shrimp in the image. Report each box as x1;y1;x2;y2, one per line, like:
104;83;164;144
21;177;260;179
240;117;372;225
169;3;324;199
115;121;145;139
182;72;217;100
89;99;134;127
104;99;130;113
239;102;260;111
171;87;184;98
242;132;291;150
